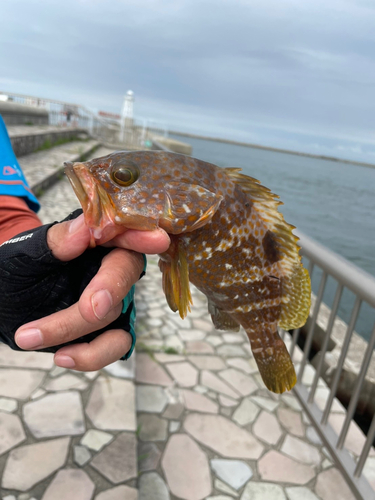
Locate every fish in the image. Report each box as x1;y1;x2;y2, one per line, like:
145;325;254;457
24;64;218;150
64;150;311;393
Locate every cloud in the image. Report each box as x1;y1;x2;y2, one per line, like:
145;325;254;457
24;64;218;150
1;0;374;162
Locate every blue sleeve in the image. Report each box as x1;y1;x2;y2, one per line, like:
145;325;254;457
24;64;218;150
0;115;40;213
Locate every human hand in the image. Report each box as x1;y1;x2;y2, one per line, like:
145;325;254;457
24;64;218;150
0;210;170;371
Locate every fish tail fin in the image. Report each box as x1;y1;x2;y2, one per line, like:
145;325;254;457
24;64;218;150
247;329;297;393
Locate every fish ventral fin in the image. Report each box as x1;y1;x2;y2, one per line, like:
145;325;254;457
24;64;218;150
161;182;223;234
208;301;240;331
158;238;192;319
250;330;297;393
223;168;311;330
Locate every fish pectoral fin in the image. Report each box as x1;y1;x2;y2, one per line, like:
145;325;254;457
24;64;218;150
161;183;223;234
158;240;192;319
247;329;297;393
208;301;240;331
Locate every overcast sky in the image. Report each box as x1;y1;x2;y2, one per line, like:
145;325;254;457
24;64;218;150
1;0;375;163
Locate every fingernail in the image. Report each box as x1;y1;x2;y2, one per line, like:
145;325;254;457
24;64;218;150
69;214;85;233
15;328;43;349
91;289;113;320
55;355;75;368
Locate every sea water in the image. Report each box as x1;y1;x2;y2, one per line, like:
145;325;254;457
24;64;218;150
171;134;375;341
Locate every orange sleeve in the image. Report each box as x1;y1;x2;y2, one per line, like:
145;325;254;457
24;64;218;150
0;196;42;245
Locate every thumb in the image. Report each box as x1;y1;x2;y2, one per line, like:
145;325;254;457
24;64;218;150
47;214;91;261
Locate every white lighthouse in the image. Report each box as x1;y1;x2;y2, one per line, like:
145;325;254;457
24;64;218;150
120;90;134;144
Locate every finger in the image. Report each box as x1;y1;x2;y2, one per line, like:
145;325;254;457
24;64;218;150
47;214;91;261
54;328;132;371
104;227;170;254
78;247;144;323
15;302;123;350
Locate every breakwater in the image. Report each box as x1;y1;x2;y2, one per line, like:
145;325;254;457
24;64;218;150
169;130;375;170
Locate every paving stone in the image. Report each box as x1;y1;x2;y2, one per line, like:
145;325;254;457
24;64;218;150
0;369;45;400
162;402;185;420
154;353;186;363
192;318;213;331
138;442;161;472
251;395;279;412
162;434;211;500
73;445;92;466
139;472;170;500
306;426;323;445
206;336;223;347
184;413;264;459
253;410;283;444
277;408;305;437
80;429;113;451
315;468;356;500
178;329;206;342
322;458;332;469
219;369;258;396
41;469;95;500
164;335;185;351
0;412;26;455
285;486;320;500
185;341;215;354
169;420;181;433
90;433;137;484
232;398;260;426
281;394;302;411
82;372;98;383
188;356;226;371
49;366;68;377
223;333;245;344
147;317;163;326
95;485;138;500
165;362;198;387
85;376;136;431
206;496;232;500
2;437;70;491
43;373;88;391
138;414;168;441
30;388;46;400
201;371;240;399
136;353;173;386
194;385;209;394
241;482;286;500
363;456;375;490
3;495;16;500
217;345;246;357
226;357;258;374
23;391;85;438
170;314;192;329
181;389;219;413
103;356;135;379
219;395;239;408
258;450;315;484
136;385;168;413
211;459;253;490
0;344;53;369
0;397;17;413
214;478;239;497
328;413;367;456
281;435;321;465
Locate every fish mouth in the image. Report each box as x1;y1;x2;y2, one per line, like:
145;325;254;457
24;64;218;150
64;161;117;243
64;162;89;209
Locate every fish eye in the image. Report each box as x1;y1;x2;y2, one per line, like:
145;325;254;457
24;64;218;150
111;164;139;186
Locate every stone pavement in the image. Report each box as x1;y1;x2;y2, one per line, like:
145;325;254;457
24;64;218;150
0;145;374;499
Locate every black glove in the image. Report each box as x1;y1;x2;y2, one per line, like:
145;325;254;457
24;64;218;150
0;209;135;354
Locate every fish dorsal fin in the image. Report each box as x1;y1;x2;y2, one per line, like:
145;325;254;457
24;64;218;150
158;238;192;319
224;168;311;330
161;182;223;234
208;301;240;331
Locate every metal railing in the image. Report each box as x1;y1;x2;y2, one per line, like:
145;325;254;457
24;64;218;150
288;231;375;500
0;91;169;150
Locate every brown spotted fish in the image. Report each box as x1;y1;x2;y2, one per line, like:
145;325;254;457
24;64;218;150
65;151;311;393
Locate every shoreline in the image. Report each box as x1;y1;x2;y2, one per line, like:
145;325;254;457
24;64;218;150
168;129;375;170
